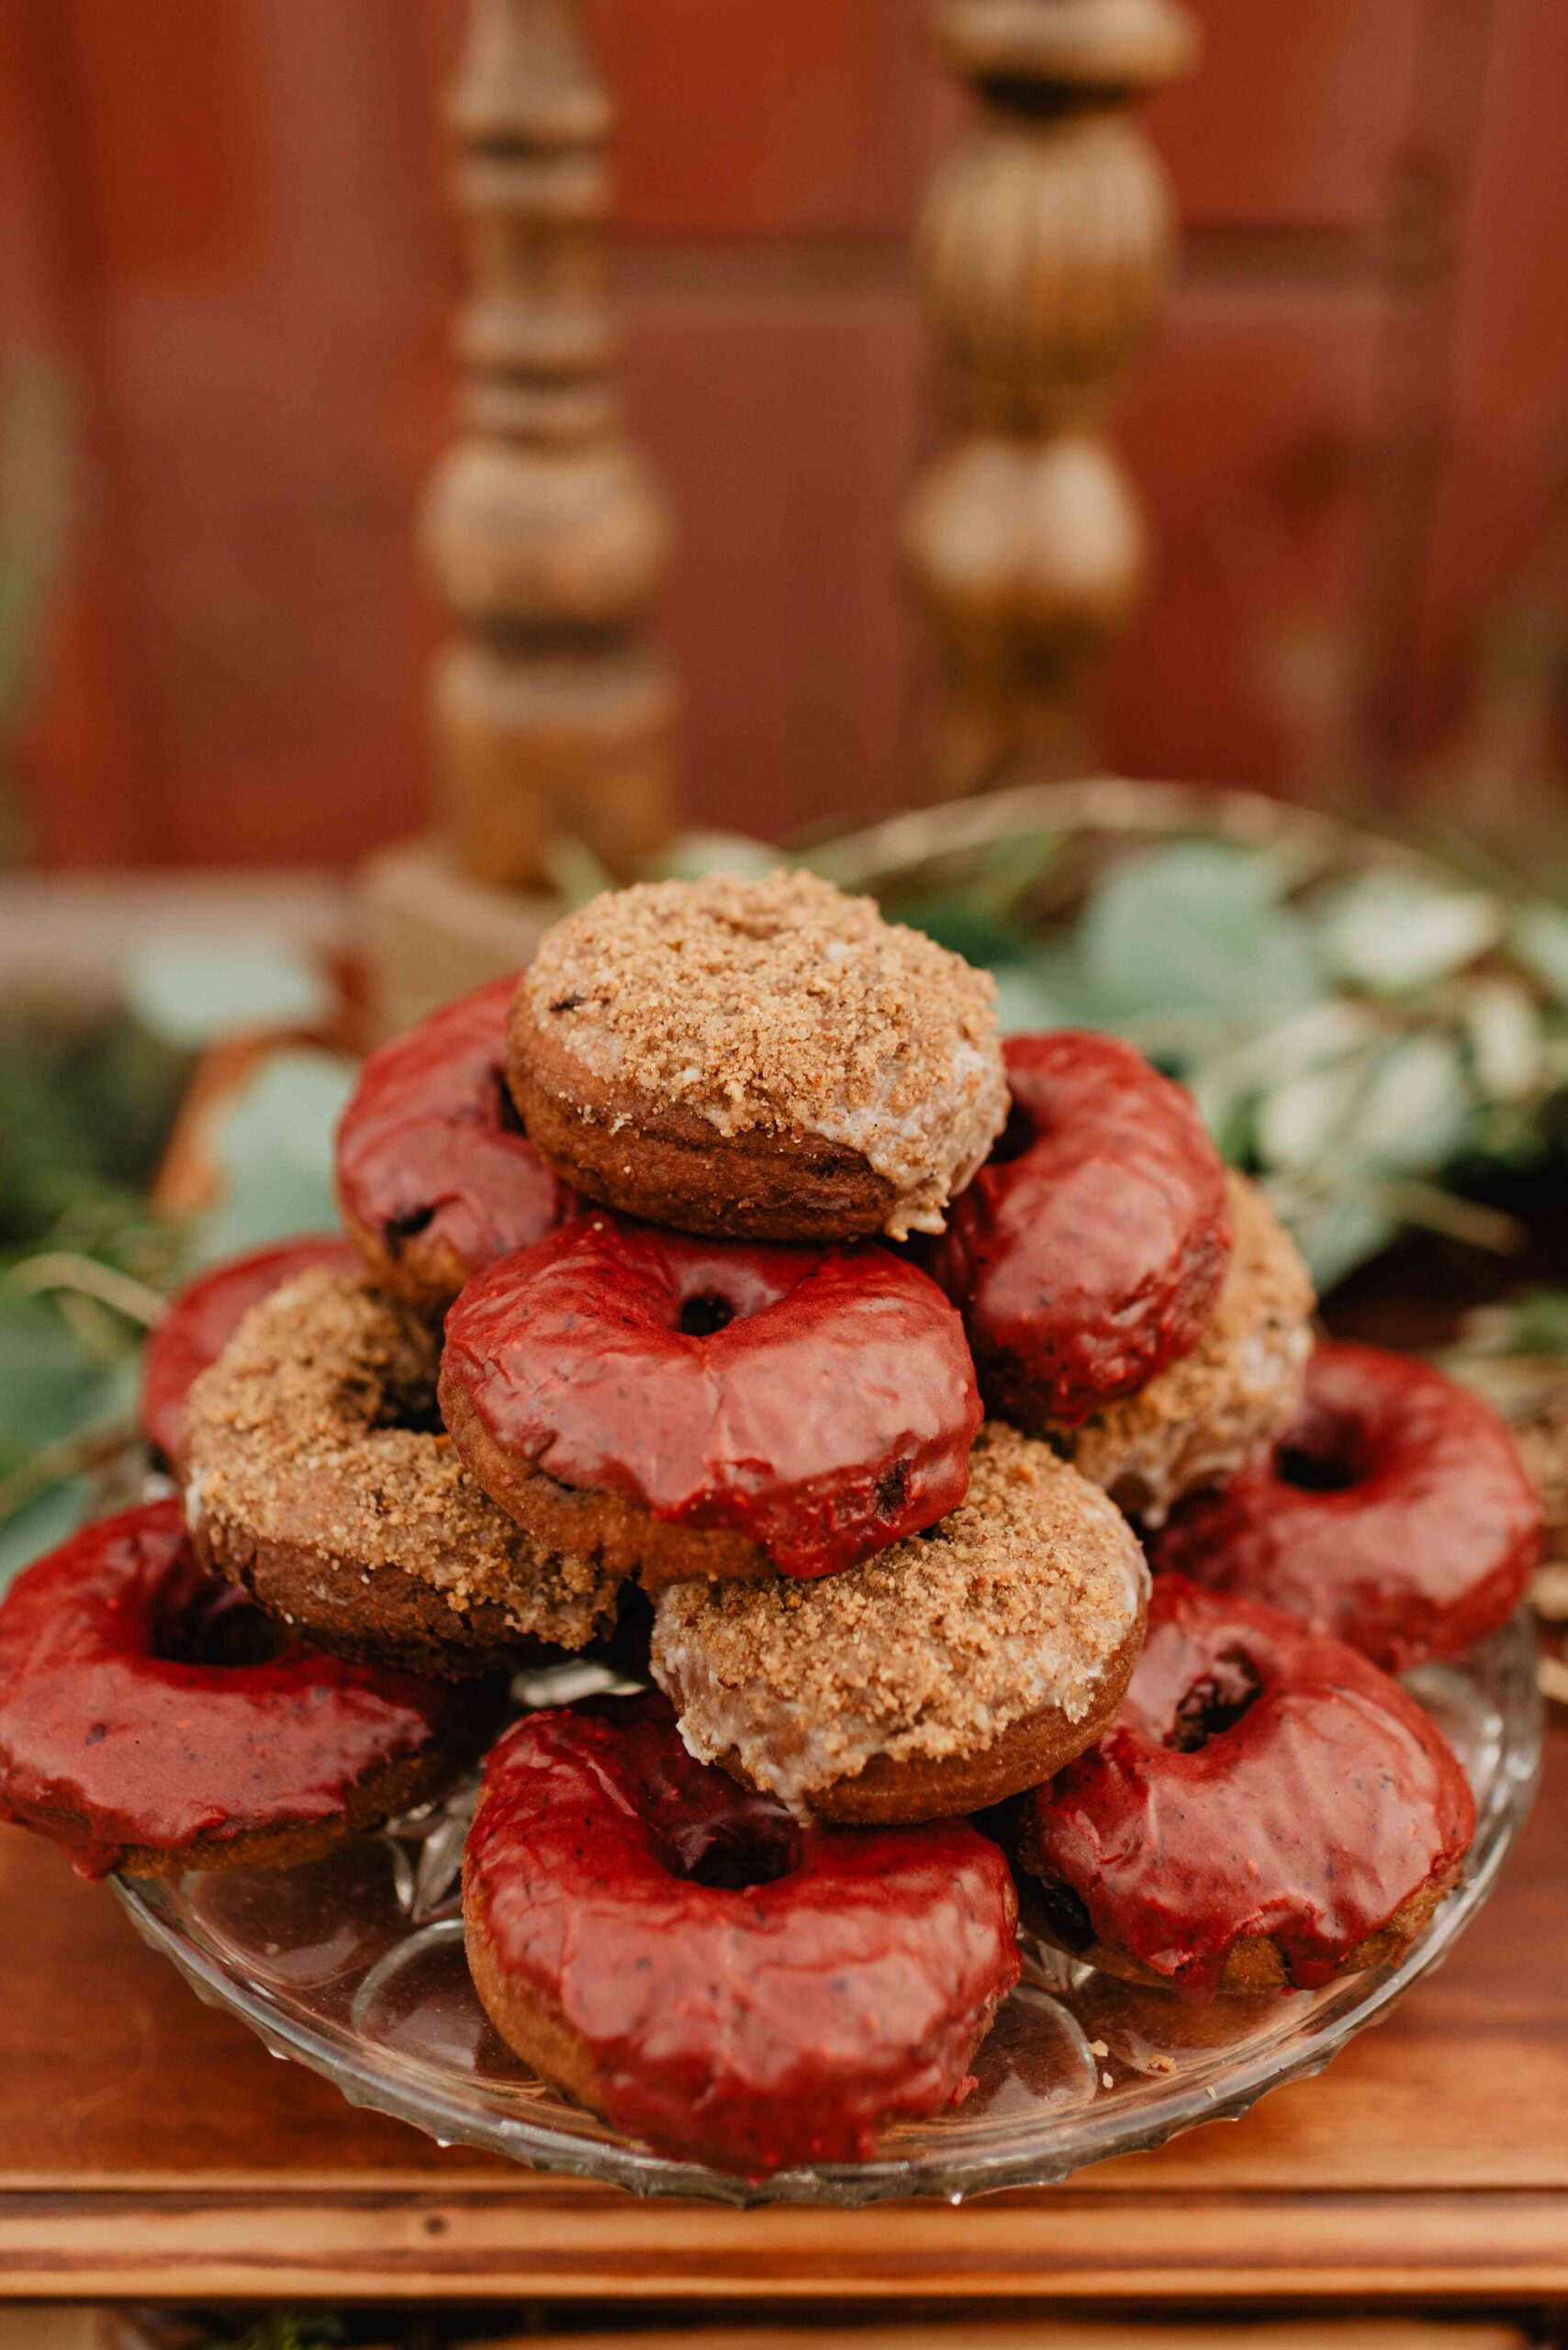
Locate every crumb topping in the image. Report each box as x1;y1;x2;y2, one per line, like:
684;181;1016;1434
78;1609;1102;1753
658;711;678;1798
521;869;1007;1238
652;1421;1148;1806
182;1269;620;1646
1064;1173;1315;1524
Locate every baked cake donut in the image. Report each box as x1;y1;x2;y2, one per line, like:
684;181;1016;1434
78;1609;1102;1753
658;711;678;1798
463;1690;1021;2177
507;870;1007;1243
439;1212;981;1587
930;1032;1232;1428
1014;1574;1476;2002
1152;1340;1540;1671
0;1503;489;1879
182;1267;622;1677
1058;1172;1314;1527
336;976;575;1314
140;1236;359;1468
652;1422;1149;1824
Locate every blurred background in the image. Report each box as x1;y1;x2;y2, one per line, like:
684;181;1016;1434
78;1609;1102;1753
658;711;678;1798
1;0;1565;868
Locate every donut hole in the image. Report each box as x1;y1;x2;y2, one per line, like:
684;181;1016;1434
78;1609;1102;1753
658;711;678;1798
153;1582;291;1670
381;1203;436;1257
989;1096;1040;1167
666;1806;805;1891
1031;1875;1096;1954
491;1069;527;1137
1166;1648;1262;1753
678;1291;737;1339
364;1373;447;1440
1276;1405;1368;1494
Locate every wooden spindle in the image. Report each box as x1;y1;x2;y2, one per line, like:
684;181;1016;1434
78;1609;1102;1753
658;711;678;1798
904;0;1199;799
420;0;677;888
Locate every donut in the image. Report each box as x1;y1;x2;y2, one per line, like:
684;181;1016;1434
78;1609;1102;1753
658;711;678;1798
1058;1173;1314;1527
928;1031;1232;1428
463;1689;1021;2176
140;1236;359;1467
651;1421;1149;1824
336;976;575;1314
1151;1340;1541;1673
182;1267;623;1678
438;1212;982;1588
1013;1572;1476;2003
507;870;1007;1244
0;1503;490;1880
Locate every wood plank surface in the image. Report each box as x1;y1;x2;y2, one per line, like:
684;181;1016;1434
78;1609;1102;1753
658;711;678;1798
1;1729;1564;2303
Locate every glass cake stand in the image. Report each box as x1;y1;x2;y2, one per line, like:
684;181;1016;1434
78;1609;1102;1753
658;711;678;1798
116;1619;1543;2209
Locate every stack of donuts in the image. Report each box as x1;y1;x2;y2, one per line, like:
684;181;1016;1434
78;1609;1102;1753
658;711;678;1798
0;870;1540;2179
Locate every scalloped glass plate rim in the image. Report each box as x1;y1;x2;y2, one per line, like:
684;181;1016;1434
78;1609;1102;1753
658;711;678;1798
113;1612;1543;2209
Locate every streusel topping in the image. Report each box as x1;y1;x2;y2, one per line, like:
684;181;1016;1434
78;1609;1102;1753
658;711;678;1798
521;869;1007;1238
1063;1172;1315;1525
183;1269;621;1646
652;1421;1148;1807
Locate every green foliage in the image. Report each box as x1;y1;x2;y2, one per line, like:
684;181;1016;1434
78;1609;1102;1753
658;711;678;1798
195;2315;347;2350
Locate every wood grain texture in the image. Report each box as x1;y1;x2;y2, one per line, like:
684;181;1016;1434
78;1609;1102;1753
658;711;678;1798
0;1729;1563;2302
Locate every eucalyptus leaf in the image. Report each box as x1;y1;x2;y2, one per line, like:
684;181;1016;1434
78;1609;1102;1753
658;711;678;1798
1255;1057;1369;1171
195;1048;356;1264
1283;1195;1398;1292
0;1474;89;1596
1352;1033;1475;1174
647;830;782;883
125;937;330;1048
1512;902;1568;1004
1463;977;1542;1103
1316;871;1502;993
0;1289;135;1460
1078;841;1320;1028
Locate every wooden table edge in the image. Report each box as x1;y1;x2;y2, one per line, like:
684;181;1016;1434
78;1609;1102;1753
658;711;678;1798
3;2185;1567;2304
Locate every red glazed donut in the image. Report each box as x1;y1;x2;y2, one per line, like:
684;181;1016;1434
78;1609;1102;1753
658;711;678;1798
463;1690;1021;2176
0;1503;490;1879
930;1032;1232;1430
140;1237;358;1466
1014;1573;1476;2004
439;1211;982;1586
336;977;575;1314
1152;1341;1541;1673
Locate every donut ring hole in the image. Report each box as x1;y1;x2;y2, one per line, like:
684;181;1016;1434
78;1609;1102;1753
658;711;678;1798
1275;1402;1370;1494
357;1367;446;1440
677;1290;738;1339
150;1581;291;1671
381;1203;436;1257
584;1701;807;1888
1165;1646;1262;1753
492;1069;527;1136
663;1807;805;1891
988;1095;1041;1166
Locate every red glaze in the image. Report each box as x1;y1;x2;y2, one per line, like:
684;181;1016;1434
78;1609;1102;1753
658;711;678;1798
465;1691;1020;2177
930;1032;1232;1429
335;977;574;1295
1016;1574;1475;2004
442;1212;983;1579
0;1503;473;1879
1152;1341;1541;1673
140;1237;358;1464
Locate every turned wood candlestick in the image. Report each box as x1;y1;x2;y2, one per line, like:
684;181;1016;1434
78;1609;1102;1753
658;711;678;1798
420;0;677;888
904;0;1199;799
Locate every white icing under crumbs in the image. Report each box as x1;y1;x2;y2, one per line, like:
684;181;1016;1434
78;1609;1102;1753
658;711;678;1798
522;868;1007;1237
651;1421;1148;1807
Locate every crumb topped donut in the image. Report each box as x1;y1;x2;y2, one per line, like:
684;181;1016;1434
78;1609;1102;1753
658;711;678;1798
509;870;1007;1243
183;1268;622;1677
439;1212;981;1587
336;976;576;1315
1014;1573;1476;2002
140;1235;359;1468
930;1031;1232;1427
1153;1340;1540;1671
1059;1173;1315;1527
464;1690;1021;2177
0;1503;490;1879
652;1421;1148;1823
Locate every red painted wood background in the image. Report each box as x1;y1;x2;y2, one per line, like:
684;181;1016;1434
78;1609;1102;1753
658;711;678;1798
1;0;1564;867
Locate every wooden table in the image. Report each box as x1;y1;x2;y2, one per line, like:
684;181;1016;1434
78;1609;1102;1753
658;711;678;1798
3;1728;1565;2312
